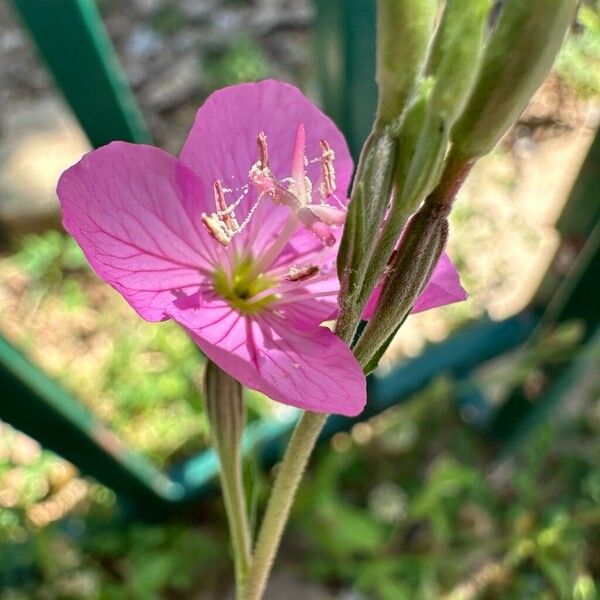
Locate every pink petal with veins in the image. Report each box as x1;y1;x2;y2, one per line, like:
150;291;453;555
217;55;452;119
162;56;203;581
57;142;216;321
412;253;468;313
166;292;366;416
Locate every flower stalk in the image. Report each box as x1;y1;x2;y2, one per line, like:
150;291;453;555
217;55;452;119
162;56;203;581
241;411;327;600
203;361;252;591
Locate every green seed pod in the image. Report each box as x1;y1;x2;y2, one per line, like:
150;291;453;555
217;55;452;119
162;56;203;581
376;0;438;126
203;360;245;466
353;204;449;369
452;0;578;160
428;0;491;126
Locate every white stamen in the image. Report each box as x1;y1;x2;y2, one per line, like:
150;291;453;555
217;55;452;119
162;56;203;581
250;217;299;277
214;180;239;232
204;127;347;264
319;139;336;203
257;131;269;168
271;289;339;306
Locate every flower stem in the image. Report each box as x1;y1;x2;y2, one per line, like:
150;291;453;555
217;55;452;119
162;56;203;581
203;361;253;593
426;151;475;216
240;411;327;600
219;453;253;593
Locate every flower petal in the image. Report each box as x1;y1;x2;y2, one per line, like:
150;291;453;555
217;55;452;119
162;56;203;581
166;293;366;416
57;142;217;321
362;252;467;320
179;80;353;256
412;252;468;313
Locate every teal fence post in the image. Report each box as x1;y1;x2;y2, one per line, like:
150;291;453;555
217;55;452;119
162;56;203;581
0;335;181;514
10;0;151;148
314;0;378;159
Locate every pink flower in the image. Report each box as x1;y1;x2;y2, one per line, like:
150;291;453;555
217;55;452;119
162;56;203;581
57;80;465;417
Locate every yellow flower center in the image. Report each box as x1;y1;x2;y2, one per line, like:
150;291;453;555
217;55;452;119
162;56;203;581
213;257;278;314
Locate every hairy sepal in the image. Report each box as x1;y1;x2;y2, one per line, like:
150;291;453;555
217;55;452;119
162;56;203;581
353;206;449;369
204;360;245;467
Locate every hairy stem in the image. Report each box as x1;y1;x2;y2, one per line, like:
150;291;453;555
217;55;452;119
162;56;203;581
219;453;253;593
240;411;327;600
203;360;252;593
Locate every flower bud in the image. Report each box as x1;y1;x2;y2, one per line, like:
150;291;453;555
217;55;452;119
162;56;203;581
353;204;449;369
398;0;490;209
451;0;578;160
203;360;245;467
427;0;491;127
336;129;398;342
399;82;448;210
376;0;437;126
354;83;435;324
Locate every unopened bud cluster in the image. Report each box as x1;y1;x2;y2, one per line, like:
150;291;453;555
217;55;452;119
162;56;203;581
337;0;578;368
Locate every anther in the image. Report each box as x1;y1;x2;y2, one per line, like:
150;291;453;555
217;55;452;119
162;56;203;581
285;265;320;282
201;213;231;246
319;139;336;200
257;131;269;168
214;180;239;232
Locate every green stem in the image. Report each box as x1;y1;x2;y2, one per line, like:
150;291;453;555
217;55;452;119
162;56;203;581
240;411;327;600
426;150;475;216
219;452;253;593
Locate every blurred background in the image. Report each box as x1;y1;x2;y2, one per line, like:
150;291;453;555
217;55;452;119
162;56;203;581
0;0;599;598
